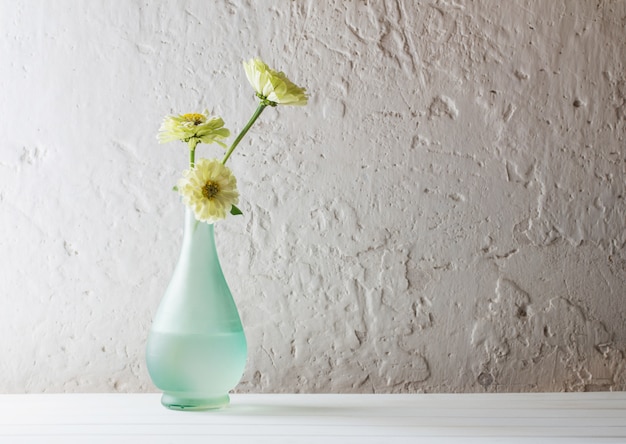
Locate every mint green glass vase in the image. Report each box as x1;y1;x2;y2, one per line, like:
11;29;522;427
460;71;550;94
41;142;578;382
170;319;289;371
146;209;247;410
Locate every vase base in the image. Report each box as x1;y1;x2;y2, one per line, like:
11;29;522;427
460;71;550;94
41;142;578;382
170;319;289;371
161;392;230;411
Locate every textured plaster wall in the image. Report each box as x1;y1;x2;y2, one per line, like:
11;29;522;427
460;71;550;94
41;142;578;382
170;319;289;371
0;0;625;394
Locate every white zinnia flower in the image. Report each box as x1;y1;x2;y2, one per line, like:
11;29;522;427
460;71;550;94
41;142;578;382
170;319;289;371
243;58;308;106
158;112;230;149
177;158;239;223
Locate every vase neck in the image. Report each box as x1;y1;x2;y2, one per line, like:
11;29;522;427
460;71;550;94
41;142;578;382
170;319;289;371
182;208;216;249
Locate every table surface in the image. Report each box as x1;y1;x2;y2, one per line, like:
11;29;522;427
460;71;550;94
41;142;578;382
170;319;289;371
0;392;625;443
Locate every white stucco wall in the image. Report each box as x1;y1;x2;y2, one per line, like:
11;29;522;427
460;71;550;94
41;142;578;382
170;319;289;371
0;0;624;394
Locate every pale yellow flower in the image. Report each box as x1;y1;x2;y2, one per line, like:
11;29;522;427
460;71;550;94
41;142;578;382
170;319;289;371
243;58;308;106
158;112;230;149
177;158;239;223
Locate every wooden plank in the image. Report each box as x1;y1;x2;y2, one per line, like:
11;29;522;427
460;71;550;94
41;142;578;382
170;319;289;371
0;393;623;442
4;437;625;444
1;422;626;437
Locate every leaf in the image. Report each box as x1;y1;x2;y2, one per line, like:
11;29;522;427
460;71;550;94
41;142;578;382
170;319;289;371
172;185;179;192
230;204;243;216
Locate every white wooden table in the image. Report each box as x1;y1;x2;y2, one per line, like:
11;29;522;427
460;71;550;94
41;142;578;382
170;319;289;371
0;393;624;443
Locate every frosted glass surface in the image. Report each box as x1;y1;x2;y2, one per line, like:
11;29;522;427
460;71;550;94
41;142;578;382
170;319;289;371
146;209;247;410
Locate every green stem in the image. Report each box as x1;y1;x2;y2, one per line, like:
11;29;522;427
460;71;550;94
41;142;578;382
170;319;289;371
222;103;267;164
187;139;199;168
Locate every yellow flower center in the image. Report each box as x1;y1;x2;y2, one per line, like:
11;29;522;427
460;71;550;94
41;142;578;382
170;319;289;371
182;113;206;125
202;181;220;200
